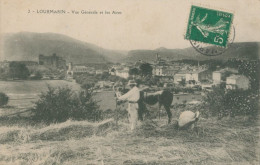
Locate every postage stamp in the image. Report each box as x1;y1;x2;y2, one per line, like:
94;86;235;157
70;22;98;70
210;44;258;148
189;26;235;56
185;5;233;48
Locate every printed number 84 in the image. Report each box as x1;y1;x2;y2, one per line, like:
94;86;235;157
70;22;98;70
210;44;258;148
214;36;223;44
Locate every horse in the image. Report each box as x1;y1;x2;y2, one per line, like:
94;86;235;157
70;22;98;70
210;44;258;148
114;86;173;124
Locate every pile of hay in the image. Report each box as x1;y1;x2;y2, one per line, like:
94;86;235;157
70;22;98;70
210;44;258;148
31;125;95;141
31;119;117;141
0;129;21;143
0;119;117;144
0;126;31;143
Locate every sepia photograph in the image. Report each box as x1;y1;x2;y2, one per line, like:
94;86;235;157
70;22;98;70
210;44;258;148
0;0;259;164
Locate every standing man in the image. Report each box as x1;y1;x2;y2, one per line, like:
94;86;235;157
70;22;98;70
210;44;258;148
117;80;140;131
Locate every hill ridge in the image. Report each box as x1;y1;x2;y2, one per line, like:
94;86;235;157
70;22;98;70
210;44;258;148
124;42;260;62
2;32;127;64
1;32;259;63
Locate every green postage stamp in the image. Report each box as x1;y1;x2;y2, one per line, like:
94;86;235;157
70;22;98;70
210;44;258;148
185;5;233;47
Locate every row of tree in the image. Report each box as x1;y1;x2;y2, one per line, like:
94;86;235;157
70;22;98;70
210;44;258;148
128;63;153;77
74;72;127;90
0;61;67;80
0;62;30;80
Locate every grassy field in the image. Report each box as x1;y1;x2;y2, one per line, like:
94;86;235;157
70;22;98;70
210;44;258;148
0;107;259;165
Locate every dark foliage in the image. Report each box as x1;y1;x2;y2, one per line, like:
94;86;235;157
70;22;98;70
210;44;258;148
74;72;126;90
133;76;160;87
225;59;259;91
176;59;224;71
8;62;30;79
139;63;153;76
203;87;226;118
203;87;259;119
129;68;139;76
0;68;8;80
32;86;102;123
0;92;9;107
224;89;259;117
179;79;186;86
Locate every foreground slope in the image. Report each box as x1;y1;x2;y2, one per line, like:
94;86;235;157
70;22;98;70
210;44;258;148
0;116;258;164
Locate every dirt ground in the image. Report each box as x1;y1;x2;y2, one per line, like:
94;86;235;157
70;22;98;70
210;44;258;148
0;113;259;165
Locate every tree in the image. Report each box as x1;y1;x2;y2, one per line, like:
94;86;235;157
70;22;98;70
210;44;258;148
110;68;116;73
33;86;102;123
238;60;259;92
139;63;153;77
0;68;9;80
8;62;30;79
203;86;226;118
179;78;186;86
129;68;139;76
0;92;9;107
219;82;226;89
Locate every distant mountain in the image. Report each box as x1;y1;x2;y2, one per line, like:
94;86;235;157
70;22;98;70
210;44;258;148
1;32;259;64
123;42;260;62
1;32;127;64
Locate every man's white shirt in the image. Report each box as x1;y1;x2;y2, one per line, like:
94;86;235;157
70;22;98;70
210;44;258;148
118;87;140;102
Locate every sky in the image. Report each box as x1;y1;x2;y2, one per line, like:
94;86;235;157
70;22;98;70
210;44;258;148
1;0;260;50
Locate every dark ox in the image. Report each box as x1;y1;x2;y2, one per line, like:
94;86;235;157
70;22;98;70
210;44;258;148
119;88;173;124
140;90;173;124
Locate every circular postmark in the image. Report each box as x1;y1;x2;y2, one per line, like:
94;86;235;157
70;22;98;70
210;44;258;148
190;26;235;56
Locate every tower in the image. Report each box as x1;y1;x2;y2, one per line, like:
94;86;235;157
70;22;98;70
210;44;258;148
67;62;73;77
156;53;159;61
68;62;73;71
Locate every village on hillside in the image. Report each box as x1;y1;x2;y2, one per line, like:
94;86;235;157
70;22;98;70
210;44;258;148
1;53;251;91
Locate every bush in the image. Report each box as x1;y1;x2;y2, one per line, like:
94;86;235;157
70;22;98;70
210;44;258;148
8;62;30;79
32;86;102;123
224;89;258;117
203;86;225;118
170;87;197;94
0;92;9;107
203;87;259;119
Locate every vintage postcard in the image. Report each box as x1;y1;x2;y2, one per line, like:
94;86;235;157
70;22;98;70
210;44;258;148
0;0;259;164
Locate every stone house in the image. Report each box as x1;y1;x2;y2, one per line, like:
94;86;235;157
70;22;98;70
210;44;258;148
226;74;250;90
212;68;238;84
